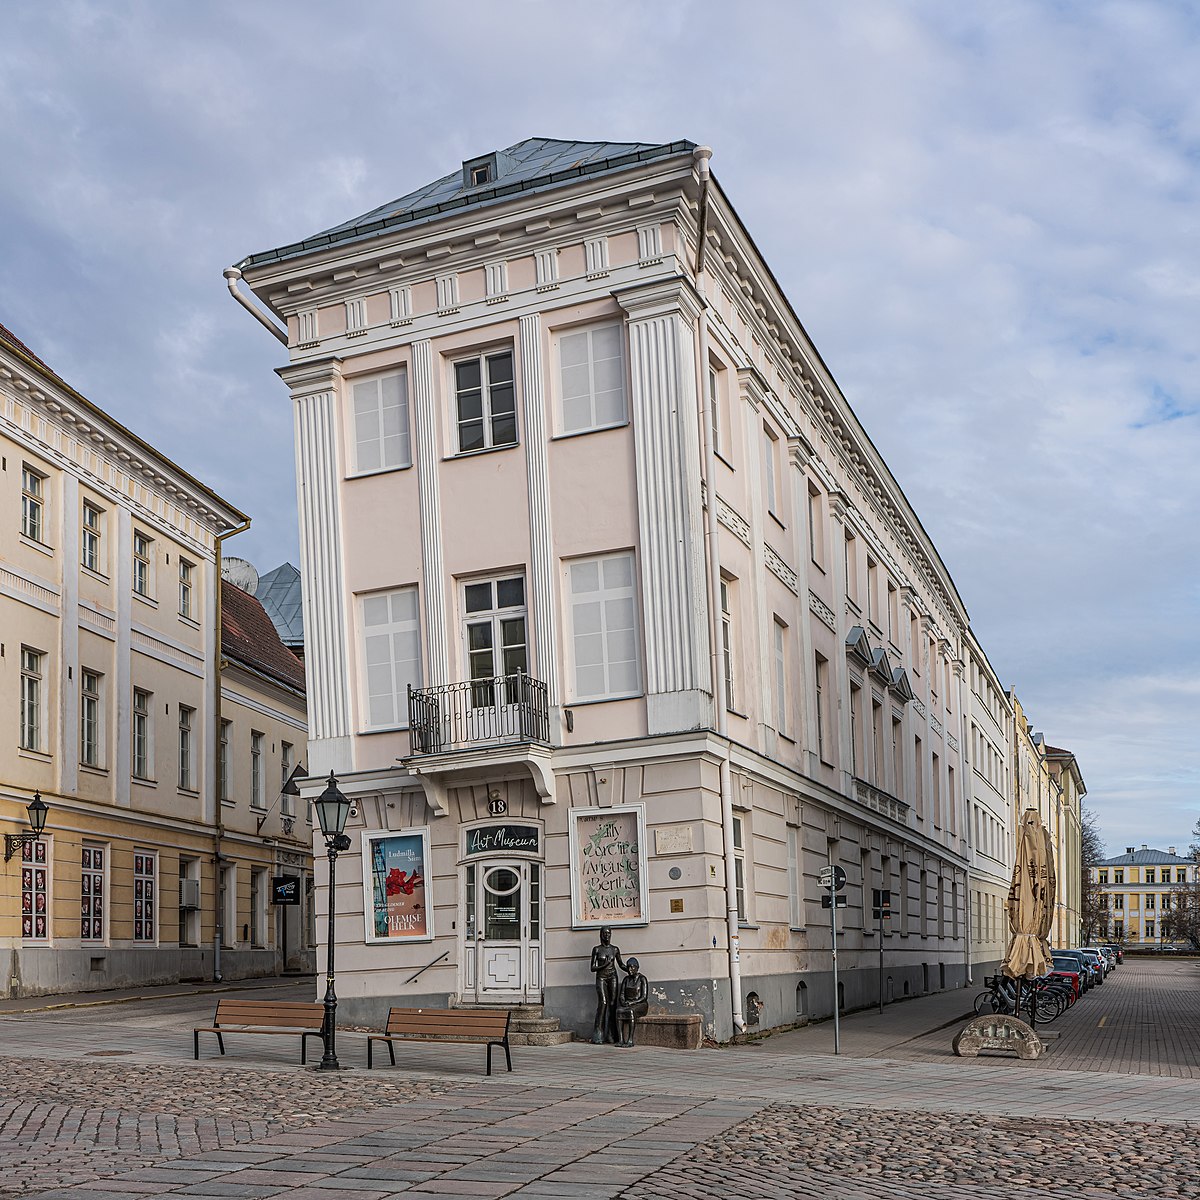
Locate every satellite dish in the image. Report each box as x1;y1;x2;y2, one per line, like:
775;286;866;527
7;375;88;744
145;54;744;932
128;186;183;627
222;556;260;595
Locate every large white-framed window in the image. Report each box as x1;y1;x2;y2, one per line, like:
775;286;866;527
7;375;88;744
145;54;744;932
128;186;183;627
81;669;103;768
808;482;826;567
566;552;640;701
281;740;294;817
178;559;194;620
20;647;45;752
82;501;104;573
218;719;231;803
462;574;528;705
132;531;153;599
787;824;802;928
815;652;830;762
134;851;156;943
250;731;264;809
21;464;46;543
763;425;780;519
557;322;626;434
132;688;153;780
178;705;195;791
81;844;105;941
361;586;423;729
773;618;788;735
720;575;736;712
352;370;411;473
453;349;516;452
732;814;748;924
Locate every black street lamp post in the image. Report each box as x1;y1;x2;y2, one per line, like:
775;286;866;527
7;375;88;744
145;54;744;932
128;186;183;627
314;771;352;1070
5;792;51;862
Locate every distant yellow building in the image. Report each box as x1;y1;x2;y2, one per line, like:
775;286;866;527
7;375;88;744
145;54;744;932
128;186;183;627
1;321;311;997
1092;846;1197;946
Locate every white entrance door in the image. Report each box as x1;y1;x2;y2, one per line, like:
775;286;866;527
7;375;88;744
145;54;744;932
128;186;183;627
464;860;542;1002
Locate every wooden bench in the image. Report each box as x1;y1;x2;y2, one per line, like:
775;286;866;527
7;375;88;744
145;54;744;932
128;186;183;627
193;999;326;1063
367;1007;512;1075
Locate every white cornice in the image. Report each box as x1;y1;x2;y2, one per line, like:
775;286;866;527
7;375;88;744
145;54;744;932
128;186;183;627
0;347;244;536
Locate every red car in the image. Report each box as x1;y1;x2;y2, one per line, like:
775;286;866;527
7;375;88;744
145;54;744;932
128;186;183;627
1050;958;1082;998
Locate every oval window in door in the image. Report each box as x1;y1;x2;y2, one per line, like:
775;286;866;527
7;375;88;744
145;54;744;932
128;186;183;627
483;867;522;940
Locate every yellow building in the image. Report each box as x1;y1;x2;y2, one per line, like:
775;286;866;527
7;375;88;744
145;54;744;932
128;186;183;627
1;320;310;997
1093;846;1197;947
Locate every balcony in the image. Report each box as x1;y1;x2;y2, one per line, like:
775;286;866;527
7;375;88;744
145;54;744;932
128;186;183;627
403;673;555;817
408;673;550;755
852;778;910;825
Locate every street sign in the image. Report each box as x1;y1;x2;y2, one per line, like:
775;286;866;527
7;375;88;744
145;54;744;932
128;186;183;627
872;888;892;921
820;894;848;909
819;865;847;892
271;876;300;905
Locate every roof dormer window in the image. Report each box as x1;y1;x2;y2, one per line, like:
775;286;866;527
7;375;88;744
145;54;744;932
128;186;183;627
463;154;498;190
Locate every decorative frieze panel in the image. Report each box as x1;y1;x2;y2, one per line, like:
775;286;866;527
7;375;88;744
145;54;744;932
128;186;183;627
765;545;798;595
809;591;837;631
0;566;59;616
131;629;204;677
716;496;751;547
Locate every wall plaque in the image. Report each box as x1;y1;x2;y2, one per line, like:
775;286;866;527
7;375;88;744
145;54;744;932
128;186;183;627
655;825;693;855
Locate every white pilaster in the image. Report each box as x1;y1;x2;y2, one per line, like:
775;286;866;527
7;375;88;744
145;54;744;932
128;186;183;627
283;358;352;774
411;339;449;688
518;315;559;710
618;279;712;734
114;506;132;807
58;474;79;798
786;439;818;774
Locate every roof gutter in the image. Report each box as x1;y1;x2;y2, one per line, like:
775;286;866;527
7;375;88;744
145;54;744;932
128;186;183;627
223;267;289;345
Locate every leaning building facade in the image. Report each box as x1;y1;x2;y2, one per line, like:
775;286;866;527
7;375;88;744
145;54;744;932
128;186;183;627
234;138;983;1039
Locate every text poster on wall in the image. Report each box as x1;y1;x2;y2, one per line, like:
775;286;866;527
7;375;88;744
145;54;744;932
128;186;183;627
569;805;648;927
362;828;433;943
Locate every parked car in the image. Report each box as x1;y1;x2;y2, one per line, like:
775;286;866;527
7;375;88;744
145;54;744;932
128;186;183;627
1079;948;1108;980
1054;949;1099;988
1085;946;1116;973
1101;943;1123;965
1050;957;1083;997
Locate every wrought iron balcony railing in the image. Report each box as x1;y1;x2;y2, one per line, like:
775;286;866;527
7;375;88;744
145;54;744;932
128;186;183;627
407;672;550;756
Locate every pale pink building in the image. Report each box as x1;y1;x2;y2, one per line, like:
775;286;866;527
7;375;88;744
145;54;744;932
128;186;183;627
232;138;977;1039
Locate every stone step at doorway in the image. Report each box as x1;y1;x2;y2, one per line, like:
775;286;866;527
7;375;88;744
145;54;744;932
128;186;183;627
454;1000;574;1046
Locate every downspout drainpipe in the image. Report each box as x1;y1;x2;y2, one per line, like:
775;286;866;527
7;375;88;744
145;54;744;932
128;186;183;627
692;145;744;1037
960;658;974;986
223;267;289;345
212;517;252;981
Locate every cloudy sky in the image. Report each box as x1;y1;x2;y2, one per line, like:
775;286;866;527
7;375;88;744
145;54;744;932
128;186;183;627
2;0;1197;857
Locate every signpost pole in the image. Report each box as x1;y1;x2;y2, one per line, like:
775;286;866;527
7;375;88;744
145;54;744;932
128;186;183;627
831;886;840;1055
878;898;884;1015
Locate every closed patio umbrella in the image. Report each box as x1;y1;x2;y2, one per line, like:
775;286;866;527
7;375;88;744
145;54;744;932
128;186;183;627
1003;808;1055;983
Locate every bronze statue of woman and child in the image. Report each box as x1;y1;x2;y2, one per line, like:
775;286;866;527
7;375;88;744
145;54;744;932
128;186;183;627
589;926;648;1047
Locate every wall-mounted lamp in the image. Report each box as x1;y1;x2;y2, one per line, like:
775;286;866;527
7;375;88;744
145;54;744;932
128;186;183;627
5;792;50;862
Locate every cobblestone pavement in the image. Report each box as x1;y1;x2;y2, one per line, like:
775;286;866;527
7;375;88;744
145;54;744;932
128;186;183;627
640;1102;1200;1200
0;959;1197;1198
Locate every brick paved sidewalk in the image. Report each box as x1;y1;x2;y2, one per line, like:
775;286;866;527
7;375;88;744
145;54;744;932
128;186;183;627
2;959;1198;1198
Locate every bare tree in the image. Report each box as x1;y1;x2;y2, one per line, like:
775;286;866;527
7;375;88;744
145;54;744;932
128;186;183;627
1160;882;1200;950
1161;818;1200;949
1079;807;1107;943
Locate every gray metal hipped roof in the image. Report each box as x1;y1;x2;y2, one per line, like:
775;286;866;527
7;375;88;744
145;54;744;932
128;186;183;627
1098;847;1194;867
240;137;696;269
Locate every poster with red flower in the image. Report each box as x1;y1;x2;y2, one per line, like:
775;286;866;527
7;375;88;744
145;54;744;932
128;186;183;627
362;829;432;943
